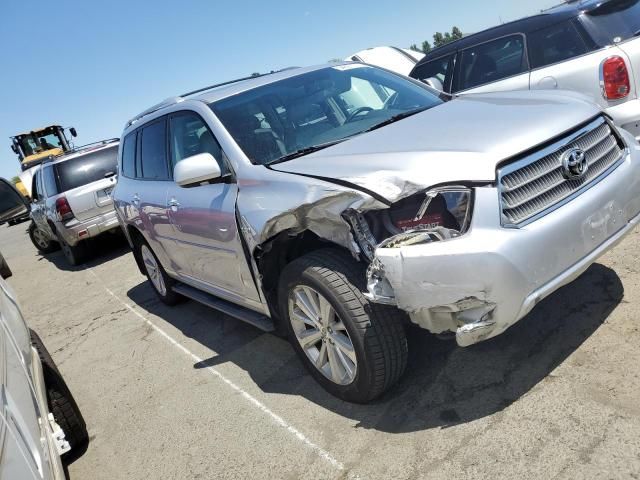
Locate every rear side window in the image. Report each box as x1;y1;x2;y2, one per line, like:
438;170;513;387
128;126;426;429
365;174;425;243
410;54;455;92
456;35;527;91
582;0;640;46
42;166;58;196
140;119;169;180
529;21;589;69
121;132;137;178
55;146;118;192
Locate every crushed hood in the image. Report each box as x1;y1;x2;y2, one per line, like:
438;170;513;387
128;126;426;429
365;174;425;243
271;90;601;203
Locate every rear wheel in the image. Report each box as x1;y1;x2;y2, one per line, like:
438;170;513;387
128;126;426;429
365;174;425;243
279;249;408;403
29;222;59;254
30;330;88;464
137;242;183;305
56;232;87;266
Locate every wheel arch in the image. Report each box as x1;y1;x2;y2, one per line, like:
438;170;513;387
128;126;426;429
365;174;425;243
126;225;147;275
254;230;357;328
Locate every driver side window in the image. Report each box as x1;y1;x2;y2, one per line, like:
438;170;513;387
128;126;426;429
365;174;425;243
169;112;226;175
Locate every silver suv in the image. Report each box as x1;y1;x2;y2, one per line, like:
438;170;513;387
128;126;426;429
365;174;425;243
114;64;640;403
29;140;120;265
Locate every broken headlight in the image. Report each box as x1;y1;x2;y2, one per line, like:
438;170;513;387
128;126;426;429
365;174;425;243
345;186;473;260
386;186;473;236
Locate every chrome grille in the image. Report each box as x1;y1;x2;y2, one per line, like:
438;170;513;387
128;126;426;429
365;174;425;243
498;118;625;227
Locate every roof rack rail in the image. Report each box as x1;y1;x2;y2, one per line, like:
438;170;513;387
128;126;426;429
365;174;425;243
125;68;298;129
125;97;185;128
180;68;297;97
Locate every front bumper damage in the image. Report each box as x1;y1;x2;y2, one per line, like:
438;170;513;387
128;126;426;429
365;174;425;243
367;147;640;347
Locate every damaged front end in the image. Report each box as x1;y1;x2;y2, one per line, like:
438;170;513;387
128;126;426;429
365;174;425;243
345;185;498;346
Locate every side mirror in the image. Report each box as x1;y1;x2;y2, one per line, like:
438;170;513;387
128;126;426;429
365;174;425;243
69;127;78;138
0;178;30;225
174;153;222;187
424;77;444;92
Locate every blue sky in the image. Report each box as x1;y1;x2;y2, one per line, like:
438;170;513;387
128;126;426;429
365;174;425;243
0;0;558;180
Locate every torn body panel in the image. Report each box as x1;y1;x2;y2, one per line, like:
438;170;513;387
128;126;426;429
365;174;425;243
367;149;640;346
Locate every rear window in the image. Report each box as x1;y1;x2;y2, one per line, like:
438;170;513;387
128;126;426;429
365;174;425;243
582;0;640;45
55;145;118;192
528;21;589;69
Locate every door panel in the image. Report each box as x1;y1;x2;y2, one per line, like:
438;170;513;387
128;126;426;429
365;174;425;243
166;110;261;304
461;72;530;94
167;182;260;302
0;291;51;479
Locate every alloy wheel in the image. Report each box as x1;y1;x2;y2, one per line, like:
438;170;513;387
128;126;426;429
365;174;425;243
141;245;166;296
33;227;49;249
288;285;357;385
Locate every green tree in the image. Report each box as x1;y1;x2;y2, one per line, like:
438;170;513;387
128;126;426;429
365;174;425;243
433;32;445;48
10;176;20;185
412;26;463;52
409;44;421;52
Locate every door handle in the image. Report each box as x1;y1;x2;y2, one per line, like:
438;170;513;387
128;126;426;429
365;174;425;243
168;198;180;209
132;194;140;206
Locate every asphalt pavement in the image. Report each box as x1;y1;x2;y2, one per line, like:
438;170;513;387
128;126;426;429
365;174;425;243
1;222;639;480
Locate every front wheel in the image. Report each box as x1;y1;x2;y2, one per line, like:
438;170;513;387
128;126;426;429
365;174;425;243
279;249;408;403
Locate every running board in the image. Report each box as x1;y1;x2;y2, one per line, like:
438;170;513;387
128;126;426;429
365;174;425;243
172;284;275;332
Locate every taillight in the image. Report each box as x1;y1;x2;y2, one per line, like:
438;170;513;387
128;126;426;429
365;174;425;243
601;56;630;100
55;197;74;221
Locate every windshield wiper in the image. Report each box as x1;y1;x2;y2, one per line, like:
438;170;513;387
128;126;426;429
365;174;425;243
268;139;347;165
363;106;432;133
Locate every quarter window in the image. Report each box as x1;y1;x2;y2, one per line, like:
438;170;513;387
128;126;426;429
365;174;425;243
42;166;58;196
168;112;225;174
140;119;169;180
121;132;137;178
456;35;527;91
31;171;40;200
410;54;455;92
528;21;588;69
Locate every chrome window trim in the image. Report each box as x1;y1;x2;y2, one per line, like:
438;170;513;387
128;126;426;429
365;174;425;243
497;117;626;229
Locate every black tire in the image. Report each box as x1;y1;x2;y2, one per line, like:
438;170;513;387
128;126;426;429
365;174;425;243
278;249;408;403
0;254;11;279
56;232;88;266
29;222;59;254
134;238;183;305
30;330;88;464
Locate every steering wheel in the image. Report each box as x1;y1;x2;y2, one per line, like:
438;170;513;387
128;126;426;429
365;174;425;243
346;106;374;123
383;92;399;110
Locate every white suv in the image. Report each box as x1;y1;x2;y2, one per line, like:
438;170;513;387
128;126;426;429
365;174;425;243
410;0;640;141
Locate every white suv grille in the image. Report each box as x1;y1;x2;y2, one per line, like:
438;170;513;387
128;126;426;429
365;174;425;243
498;118;625;227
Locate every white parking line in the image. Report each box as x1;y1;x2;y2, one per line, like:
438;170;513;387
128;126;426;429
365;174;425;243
86;268;345;472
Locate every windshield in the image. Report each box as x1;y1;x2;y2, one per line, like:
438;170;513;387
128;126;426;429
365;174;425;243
582;0;640;45
210;65;443;165
17;130;64;157
54;145;118;192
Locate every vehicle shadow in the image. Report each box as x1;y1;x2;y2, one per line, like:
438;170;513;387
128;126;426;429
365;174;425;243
37;232;130;272
126;262;623;433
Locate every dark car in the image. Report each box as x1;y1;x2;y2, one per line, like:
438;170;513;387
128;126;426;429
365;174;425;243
409;0;640;142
